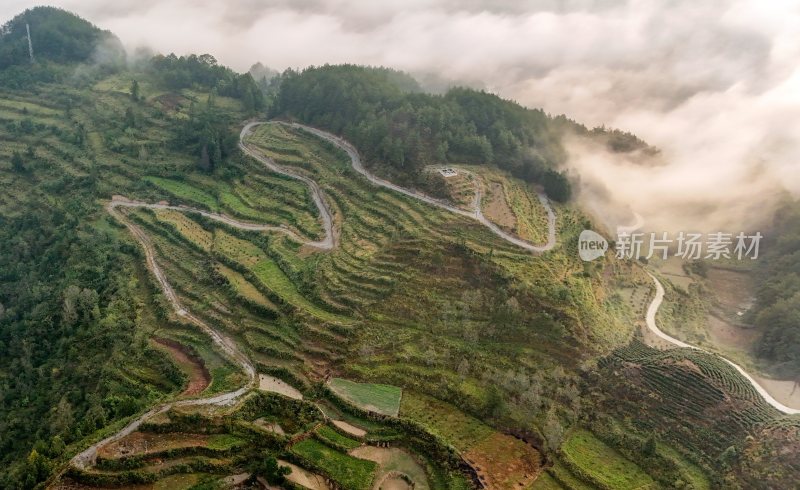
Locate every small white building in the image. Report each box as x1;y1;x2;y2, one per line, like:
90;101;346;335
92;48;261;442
439;167;458;178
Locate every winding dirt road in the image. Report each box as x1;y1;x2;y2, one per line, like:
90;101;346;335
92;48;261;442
240;122;336;250
71;121;555;473
645;272;800;415
283;122;557;252
69;203;258;470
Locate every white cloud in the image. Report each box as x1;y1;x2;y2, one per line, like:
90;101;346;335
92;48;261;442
3;0;798;231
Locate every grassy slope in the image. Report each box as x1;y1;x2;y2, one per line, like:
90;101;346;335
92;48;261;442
2;63;793;489
291;438;377;490
328;378;402;416
561;430;654;490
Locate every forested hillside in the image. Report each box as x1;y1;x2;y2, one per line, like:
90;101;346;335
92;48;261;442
0;8;265;487
752;201;800;375
272;65;571;199
0;6;797;490
0;6;123;68
271;65;652;203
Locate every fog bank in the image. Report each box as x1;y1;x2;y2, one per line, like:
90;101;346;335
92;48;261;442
3;0;798;232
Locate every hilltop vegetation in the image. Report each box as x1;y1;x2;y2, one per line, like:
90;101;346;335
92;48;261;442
751;201;800;375
0;6;797;490
272;65;579;201
0;6;123;69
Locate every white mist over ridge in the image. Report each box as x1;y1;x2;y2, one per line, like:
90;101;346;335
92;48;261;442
3;0;798;232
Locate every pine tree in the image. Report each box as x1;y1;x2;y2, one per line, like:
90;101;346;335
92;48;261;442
124;107;135;128
130;79;139;101
11;150;24;172
643;433;657;456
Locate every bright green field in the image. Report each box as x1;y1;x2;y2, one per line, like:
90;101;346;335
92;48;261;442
561;430;655;490
316;424;362;450
291;438;377;490
144;176;219;210
329;378;402;416
251;258;350;324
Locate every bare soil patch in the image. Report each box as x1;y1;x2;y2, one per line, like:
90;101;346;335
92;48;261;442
377;475;413;490
332;419;366;438
706;268;756;320
465;432;542;489
349;446;429;490
152;337;210;396
276;459;331;490
254;418;286;435
482;181;517;232
153;93;187;111
706;314;759;351
259;373;303;400
97;432;208;459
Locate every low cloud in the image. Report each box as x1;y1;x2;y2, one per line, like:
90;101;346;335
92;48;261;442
3;0;798;232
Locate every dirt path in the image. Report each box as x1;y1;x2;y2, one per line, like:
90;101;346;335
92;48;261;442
286;122;557;253
645;272;800;414
67;118;557;478
68;203;258;471
239;122;336;250
152;338;210;396
331;419;366;437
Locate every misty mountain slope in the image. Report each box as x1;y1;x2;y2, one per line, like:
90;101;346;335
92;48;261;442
270;65;652;204
0;6;798;490
0;7;124;69
750;202;800;376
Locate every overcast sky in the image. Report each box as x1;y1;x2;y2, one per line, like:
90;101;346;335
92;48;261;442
4;0;799;231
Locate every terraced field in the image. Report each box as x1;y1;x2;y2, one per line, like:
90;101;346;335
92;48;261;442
598;339;785;474
401;392;542;489
328;378;403;416
16;70;791;489
560;430;655;489
58;388;470;489
58;114;552;488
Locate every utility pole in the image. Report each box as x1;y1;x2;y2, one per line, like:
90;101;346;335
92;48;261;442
26;23;34;63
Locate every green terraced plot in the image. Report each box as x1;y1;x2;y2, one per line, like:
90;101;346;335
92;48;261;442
155;209;213;251
252;259;349;324
207;434;244;450
291;438;377;490
316;424;362;450
329;378;402;416
215;263;276;309
145;176;219;210
400;391;493;451
561;430;655;490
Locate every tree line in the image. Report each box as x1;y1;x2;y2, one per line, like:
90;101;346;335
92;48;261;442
751;201;800;376
271;65;598;202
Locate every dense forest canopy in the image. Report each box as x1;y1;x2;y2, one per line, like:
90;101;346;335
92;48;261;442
0;7;124;69
752;201;800;375
271;64;579;201
11;6;796;490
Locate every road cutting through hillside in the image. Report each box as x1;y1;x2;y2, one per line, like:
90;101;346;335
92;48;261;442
69;203;259;471
645;272;800;415
68;121;794;479
66;121;557;477
281;122;557;252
